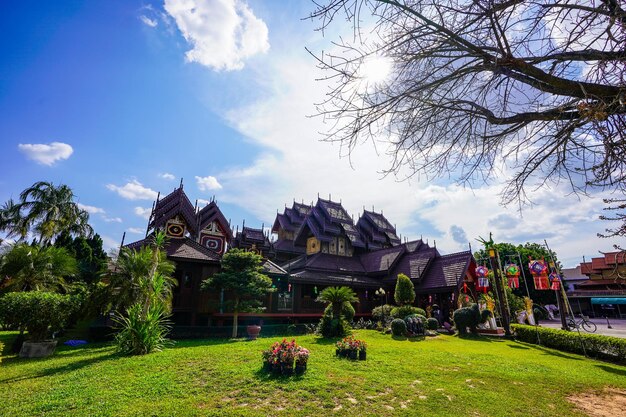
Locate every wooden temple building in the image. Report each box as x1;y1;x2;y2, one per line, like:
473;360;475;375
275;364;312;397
125;185;479;327
565;252;626;318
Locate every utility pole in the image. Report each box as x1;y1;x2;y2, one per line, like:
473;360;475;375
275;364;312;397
489;247;511;336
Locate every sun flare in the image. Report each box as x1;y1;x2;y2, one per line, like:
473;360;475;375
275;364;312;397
359;55;393;85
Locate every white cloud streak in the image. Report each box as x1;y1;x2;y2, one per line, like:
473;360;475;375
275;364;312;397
140;15;158;27
134;206;152;220
77;203;105;214
159;172;176;180
17;142;73;166
163;0;269;71
106;180;158;201
195;175;222;191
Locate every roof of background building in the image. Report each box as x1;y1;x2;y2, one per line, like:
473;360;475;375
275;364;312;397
126;236;221;263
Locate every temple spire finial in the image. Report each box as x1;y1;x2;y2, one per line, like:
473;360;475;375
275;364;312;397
179;178;183;189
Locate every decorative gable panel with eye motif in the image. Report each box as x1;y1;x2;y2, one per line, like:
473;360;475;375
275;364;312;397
165;216;186;238
198;221;227;254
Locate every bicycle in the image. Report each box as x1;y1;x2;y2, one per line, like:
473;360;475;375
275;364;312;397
566;315;597;333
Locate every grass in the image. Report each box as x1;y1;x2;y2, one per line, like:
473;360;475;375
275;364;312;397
1;330;625;416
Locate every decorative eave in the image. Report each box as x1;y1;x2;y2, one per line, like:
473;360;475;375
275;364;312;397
148;187;198;236
197;201;233;241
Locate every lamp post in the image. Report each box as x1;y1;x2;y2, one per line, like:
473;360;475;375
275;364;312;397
489;248;511;336
375;288;386;306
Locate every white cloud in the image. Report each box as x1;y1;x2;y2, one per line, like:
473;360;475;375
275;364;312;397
77;203;105;214
159;172;176;180
127;227;145;234
134;206;152;220
18;142;73;166
163;0;269;71
195;175;222;191
107;180;158;200
101;235;122;251
140;15;158;27
197;198;212;206
103;216;123;223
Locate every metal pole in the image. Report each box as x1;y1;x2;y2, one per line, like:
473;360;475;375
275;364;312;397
489;248;511;336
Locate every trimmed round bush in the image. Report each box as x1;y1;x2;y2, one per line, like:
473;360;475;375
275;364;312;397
427;317;439;330
371;304;394;322
391;305;426;319
391;318;407;336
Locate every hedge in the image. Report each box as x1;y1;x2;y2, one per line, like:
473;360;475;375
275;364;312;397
512;324;626;364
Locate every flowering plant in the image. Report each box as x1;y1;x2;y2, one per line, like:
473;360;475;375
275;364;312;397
262;339;309;375
295;347;309;366
336;336;366;352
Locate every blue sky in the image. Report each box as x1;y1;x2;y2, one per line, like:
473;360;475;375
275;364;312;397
0;0;620;267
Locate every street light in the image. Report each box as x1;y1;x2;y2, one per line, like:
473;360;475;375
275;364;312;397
375;287;386;306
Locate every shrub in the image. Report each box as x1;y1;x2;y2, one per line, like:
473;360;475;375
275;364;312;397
113;303;172;355
324;302;355;323
319;314;351;338
391;305;426;319
533;306;548;321
512;324;626;364
453;304;491;335
353;318;377;330
394;273;415;306
371;304;394;322
0;291;76;342
391;318;407;336
404;315;424;336
427;317;439;330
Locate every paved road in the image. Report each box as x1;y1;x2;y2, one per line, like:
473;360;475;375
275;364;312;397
538;318;626;338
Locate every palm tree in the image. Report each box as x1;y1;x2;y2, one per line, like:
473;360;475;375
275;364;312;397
316;286;359;320
18;181;93;245
0;199;29;241
0;244;77;292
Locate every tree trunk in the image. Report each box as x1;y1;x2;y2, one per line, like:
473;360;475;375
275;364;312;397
332;303;342;320
232;296;239;339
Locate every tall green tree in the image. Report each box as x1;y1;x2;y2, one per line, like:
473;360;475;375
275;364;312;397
394;273;415;306
0;181;93;245
474;242;561;305
0;244;77;292
54;231;108;285
201;249;274;338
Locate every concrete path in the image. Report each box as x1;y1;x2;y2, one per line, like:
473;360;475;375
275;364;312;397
538;318;626;338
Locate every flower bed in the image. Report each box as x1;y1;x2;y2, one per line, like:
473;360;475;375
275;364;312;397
335;336;367;360
262;339;309;376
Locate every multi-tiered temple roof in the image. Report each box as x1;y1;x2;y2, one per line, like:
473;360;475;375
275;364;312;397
294;198;366;249
272;197;475;294
357;210;401;250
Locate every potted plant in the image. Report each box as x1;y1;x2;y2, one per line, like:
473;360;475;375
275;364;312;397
247;324;262;340
335;336;367;360
295;347;309;375
358;340;367;361
0;292;76;358
261;339;309;377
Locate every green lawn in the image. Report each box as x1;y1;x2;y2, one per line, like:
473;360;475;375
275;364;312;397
1;330;625;416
